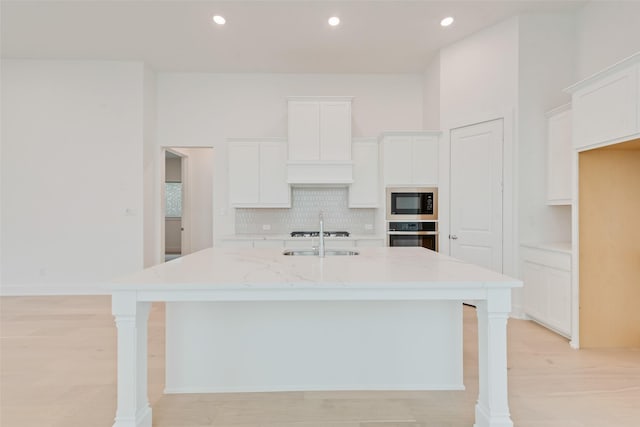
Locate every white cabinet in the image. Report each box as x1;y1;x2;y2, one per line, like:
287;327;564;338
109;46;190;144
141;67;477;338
219;238;285;249
228;139;290;208
566;54;640;150
288;97;352;162
355;238;385;247
521;244;572;337
381;131;439;186
546;105;572;205
349;138;379;208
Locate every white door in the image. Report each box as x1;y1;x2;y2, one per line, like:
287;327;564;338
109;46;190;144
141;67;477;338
450;119;503;272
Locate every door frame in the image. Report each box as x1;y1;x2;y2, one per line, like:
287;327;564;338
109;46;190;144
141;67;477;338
439;111;519;313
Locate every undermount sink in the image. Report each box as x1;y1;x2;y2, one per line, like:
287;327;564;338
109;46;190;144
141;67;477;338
282;249;359;256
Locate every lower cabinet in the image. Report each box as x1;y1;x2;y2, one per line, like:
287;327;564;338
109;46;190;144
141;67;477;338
220;238;384;249
219;238;285;249
355;239;385;247
521;244;572;338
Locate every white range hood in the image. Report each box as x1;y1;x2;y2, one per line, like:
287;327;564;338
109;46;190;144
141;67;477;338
287;160;354;185
286;96;354;185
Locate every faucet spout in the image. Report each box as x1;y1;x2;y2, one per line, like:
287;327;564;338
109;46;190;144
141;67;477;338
318;212;325;258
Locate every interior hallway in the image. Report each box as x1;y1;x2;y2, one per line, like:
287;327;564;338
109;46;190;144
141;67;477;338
1;296;639;427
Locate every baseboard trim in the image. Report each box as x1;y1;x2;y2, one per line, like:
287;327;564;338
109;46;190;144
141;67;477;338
164;383;466;394
0;282;113;296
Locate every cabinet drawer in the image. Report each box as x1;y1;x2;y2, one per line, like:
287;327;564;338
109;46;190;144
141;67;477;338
520;247;571;271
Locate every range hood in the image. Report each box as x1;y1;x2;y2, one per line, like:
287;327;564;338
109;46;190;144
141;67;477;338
286;160;354;185
286;96;354;185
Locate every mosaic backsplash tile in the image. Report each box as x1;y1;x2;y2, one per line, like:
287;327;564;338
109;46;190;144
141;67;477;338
235;187;376;234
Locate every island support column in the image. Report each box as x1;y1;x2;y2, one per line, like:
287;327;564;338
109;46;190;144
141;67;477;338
474;288;513;427
112;291;152;427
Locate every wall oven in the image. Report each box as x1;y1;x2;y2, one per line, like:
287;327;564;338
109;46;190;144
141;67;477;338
387;221;438;252
386;187;438;221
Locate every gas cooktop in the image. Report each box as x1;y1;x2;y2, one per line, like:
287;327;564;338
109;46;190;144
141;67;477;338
290;231;350;238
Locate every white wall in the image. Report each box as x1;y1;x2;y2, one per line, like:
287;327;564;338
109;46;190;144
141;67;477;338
1;59;145;293
422;55;440;130
518;13;576;244
156;73;424;242
439;17;519;278
143;64;158;268
576;1;640;80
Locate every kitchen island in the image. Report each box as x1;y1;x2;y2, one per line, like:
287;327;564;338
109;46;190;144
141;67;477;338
111;247;521;427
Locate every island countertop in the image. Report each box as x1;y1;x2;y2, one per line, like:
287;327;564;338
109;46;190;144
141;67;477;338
112;246;522;292
111;247;522;427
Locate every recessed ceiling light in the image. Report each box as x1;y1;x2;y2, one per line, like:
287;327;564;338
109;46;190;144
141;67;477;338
213;15;226;25
440;16;454;27
328;16;340;27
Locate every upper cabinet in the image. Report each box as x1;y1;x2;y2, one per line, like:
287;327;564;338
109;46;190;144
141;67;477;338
546;104;572;205
381;131;440;186
288;97;353;161
566;53;640;150
228;138;291;208
287;97;354;184
349;138;379;208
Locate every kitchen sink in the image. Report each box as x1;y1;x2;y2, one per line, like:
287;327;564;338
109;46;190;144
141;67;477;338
282;249;359;256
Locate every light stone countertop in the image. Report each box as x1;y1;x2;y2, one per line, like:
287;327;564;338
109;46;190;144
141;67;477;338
520;242;572;254
113;247;521;291
221;234;385;241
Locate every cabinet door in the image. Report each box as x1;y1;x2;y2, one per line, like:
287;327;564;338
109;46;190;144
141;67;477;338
546;267;572;336
383;136;412;185
228;143;260;205
547;109;572;205
288;101;320;160
411;135;439;185
320;102;351;161
349;142;379;207
259;142;290;206
573;66;638;149
522;261;546;322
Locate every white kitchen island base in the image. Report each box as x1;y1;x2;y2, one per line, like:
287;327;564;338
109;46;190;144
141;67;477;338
111;247;521;427
166;300;463;393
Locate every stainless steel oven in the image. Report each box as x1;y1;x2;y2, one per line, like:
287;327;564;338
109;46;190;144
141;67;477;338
386;187;438;221
387;221;438;252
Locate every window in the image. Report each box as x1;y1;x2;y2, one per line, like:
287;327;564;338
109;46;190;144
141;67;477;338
165;182;182;218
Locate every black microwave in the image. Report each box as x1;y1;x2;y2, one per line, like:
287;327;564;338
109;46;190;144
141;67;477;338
386;187;438;220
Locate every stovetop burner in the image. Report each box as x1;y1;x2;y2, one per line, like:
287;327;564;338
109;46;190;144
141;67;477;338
290;231;350;238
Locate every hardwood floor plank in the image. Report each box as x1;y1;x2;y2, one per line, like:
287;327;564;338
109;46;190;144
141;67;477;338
1;296;639;427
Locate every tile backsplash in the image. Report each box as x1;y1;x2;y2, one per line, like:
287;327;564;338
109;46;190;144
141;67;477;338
235;187;376;234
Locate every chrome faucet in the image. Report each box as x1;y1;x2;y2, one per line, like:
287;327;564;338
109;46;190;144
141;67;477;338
318;212;325;258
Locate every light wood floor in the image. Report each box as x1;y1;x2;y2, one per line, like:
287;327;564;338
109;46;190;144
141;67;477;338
1;296;639;427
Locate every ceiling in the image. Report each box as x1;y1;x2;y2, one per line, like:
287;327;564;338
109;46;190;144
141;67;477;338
1;0;585;73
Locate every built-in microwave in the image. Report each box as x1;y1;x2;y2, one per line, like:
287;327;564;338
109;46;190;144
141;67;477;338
386;187;438;221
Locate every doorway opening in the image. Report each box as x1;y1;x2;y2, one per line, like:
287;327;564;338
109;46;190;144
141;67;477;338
161;147;214;263
164;150;184;261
